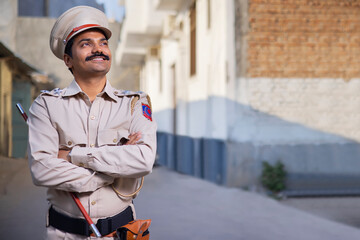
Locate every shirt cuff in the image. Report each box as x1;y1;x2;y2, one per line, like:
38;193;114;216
71;146;91;168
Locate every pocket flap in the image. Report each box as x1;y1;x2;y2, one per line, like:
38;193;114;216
59;133;87;149
97;129;128;146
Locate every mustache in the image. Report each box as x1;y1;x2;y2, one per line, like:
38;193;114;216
85;53;110;61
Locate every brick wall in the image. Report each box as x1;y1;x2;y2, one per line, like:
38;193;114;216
233;0;360;142
242;0;360;79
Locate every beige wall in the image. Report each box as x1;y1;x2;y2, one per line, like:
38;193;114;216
16;17;72;88
0;60;13;157
0;0;17;51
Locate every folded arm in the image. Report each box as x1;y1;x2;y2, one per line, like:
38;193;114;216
70;95;157;178
28;96;114;193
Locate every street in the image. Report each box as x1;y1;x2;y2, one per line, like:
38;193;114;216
281;196;360;229
1;156;360;239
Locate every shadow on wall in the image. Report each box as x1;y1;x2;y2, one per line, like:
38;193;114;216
156;132;227;185
154;97;360;196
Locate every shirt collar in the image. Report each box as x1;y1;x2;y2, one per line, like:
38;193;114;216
62;79;118;102
102;81;118;102
62;80;82;97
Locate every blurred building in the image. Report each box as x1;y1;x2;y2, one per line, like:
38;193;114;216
4;0;129;90
117;0;360;195
18;0;104;18
0;0;53;158
0;0;144;158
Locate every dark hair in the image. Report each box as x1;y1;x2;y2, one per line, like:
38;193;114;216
64;37;74;58
64;37;75;74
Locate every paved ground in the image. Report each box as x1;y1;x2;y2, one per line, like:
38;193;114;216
1;156;360;239
281;196;360;229
0;157;47;239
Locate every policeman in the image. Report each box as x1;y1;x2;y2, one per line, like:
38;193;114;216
27;6;157;239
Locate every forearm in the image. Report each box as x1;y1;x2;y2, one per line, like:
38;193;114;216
28;97;114;193
70;142;156;178
29;150;114;193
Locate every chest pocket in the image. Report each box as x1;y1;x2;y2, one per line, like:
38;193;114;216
59;133;87;149
97;129;129;147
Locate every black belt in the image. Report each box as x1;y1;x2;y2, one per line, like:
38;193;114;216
48;205;134;236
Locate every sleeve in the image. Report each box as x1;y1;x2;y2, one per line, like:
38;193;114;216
70;94;157;178
27;95;114;193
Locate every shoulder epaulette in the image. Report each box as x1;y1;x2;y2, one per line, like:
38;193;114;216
114;90;152;116
113;90;139;97
40;88;63;96
131;96;140;115
113;90;148;97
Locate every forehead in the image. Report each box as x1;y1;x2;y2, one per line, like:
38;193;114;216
73;29;107;42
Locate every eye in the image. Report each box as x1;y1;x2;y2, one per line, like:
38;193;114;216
81;42;90;47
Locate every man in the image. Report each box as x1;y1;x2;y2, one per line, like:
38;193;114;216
27;6;157;239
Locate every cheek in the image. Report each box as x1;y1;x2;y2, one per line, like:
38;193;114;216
103;46;111;55
73;49;90;60
107;55;112;66
108;52;112;62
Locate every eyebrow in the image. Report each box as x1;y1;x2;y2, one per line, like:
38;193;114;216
77;38;108;44
78;38;91;44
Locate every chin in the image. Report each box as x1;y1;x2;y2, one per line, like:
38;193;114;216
92;66;111;73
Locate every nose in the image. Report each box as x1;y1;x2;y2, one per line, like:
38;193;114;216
92;42;102;53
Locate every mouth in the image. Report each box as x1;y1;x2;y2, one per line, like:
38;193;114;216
85;54;110;62
90;57;106;61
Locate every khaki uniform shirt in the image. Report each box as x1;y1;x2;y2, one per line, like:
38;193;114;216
28;80;157;222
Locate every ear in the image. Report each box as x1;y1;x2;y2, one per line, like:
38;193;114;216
63;54;73;69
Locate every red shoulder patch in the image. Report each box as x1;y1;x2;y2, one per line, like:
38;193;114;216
142;103;152;121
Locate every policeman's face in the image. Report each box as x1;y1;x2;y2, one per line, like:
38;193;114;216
64;29;112;78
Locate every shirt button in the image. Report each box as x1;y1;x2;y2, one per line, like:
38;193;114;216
113;138;117;143
91;201;96;205
90;144;95;148
90;116;96;120
67;141;72;145
114;91;118;94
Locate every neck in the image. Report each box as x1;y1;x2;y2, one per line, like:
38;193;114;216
75;75;107;102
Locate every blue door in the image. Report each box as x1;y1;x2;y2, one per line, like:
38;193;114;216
12;80;31;158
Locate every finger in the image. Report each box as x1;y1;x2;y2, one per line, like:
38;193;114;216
126;132;141;145
58;150;70;161
127;133;136;140
126;136;136;145
127;136;138;145
134;132;142;141
58;150;65;158
125;134;134;145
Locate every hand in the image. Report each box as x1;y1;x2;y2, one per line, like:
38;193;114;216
58;149;71;162
125;132;142;145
